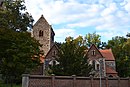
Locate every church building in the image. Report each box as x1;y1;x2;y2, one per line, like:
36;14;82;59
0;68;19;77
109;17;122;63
32;15;118;77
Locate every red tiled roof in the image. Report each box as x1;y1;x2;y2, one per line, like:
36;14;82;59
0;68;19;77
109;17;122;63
106;67;117;74
40;56;44;63
99;49;115;61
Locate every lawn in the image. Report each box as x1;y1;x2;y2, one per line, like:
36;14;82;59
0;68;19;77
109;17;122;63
0;81;21;87
0;83;21;87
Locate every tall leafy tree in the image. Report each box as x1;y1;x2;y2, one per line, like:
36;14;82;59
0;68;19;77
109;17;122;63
85;32;106;49
106;36;130;77
0;0;34;31
0;28;41;83
0;0;40;84
66;36;86;47
49;37;92;76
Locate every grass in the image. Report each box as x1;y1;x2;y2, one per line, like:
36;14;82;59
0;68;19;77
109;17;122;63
0;80;21;87
0;83;21;87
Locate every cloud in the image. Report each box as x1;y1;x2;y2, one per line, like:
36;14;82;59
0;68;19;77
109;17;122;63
54;28;77;42
25;0;130;42
97;30;128;42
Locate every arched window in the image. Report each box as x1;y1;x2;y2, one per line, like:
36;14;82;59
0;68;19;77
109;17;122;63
53;60;56;66
108;75;113;77
39;30;43;37
39;30;41;37
41;31;43;36
92;60;96;70
97;64;100;71
49;60;59;66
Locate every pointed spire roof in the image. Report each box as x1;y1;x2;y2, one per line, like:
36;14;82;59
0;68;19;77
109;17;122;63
33;14;50;27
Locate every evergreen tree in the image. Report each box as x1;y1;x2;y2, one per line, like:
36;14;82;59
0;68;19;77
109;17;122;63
49;37;92;76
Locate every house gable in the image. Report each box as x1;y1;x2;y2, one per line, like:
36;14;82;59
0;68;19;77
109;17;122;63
87;44;104;60
86;44;118;77
45;44;59;60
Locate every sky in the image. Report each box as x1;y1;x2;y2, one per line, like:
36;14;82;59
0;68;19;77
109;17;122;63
25;0;130;42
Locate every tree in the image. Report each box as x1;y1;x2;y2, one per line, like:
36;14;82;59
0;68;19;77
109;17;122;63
85;32;106;49
106;36;130;77
0;0;40;84
66;36;86;47
0;0;34;31
49;37;92;76
0;28;41;83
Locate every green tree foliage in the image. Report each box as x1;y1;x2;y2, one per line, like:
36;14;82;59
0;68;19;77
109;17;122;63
106;36;130;77
0;0;34;31
85;32;106;49
0;0;40;83
0;28;41;83
49;37;92;76
65;36;86;47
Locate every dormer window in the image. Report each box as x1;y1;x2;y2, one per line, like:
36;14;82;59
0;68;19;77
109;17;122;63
92;50;95;55
39;30;43;37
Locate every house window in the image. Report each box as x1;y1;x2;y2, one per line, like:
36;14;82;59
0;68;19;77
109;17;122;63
39;30;43;37
51;32;54;41
96;64;100;71
52;51;56;56
92;60;96;70
53;60;56;66
108;75;113;77
92;50;95;55
0;1;3;7
49;60;59;66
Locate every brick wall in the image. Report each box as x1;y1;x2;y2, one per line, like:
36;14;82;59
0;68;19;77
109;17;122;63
22;75;130;87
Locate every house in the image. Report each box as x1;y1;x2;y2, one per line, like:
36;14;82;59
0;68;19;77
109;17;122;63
86;44;118;77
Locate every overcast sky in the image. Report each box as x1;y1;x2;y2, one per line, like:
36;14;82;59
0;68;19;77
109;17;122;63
25;0;130;42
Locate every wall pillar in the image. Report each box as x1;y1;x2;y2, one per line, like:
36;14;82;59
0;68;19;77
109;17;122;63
105;76;108;87
90;75;93;87
117;77;120;87
51;74;55;87
72;75;76;87
128;77;130;87
22;74;29;87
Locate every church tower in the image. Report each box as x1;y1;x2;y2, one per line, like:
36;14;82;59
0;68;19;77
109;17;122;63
32;15;55;55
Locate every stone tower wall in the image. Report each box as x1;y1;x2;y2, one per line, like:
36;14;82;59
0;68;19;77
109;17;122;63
33;15;54;55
